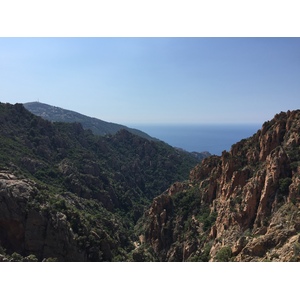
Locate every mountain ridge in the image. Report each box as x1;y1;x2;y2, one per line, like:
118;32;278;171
24;101;156;141
24;101;211;160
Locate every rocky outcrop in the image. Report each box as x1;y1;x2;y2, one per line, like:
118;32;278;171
144;194;174;257
140;110;300;262
0;171;85;261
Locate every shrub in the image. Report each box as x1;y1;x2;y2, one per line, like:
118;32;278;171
199;241;213;262
215;246;232;262
24;254;39;262
0;246;6;255
197;209;217;232
52;198;67;210
290;161;299;172
279;177;292;195
11;252;23;262
44;257;58;262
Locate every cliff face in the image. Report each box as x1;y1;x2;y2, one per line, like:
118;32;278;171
138;110;300;262
0;172;84;261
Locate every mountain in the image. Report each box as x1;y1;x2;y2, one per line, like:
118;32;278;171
24;102;211;160
2;103;299;262
24;101;156;141
133;110;300;262
0;102;200;261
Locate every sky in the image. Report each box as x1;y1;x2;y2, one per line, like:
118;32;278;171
1;37;299;126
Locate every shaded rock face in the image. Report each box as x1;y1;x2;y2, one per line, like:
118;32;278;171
140;110;300;262
0;172;85;261
144;194;174;257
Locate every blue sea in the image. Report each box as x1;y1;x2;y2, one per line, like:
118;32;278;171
134;124;262;156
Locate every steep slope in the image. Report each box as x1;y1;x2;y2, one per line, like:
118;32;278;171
0;102;199;261
24;102;211;160
135;110;300;262
24;101;156;141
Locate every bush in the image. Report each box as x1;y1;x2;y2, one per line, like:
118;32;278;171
11;252;23;262
198;241;213;262
0;246;6;255
24;254;39;262
215;246;232;262
197;209;218;232
44;257;58;262
279;177;292;195
290;161;299;172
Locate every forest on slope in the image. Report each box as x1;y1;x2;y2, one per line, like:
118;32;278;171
24;101;157;140
0;103;199;261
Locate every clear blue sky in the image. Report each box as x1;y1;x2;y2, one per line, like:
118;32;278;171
1;38;299;125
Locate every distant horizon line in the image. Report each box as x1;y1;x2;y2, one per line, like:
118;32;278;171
126;122;263;127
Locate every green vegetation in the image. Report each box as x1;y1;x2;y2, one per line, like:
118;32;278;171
279;177;292;195
215;246;232;262
2;103;299;262
199;210;218;232
0;102;200;261
188;241;213;262
24;101;157;140
172;187;217;232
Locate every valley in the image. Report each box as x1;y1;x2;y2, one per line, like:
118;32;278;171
0;103;299;262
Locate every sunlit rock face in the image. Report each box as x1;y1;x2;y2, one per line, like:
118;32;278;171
140;110;300;262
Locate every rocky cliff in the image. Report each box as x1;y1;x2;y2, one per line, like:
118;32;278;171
0;171;84;261
136;110;300;262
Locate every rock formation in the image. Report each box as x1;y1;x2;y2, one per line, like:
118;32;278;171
138;110;300;262
0;171;85;261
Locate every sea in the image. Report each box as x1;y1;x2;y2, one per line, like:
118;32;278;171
134;124;262;156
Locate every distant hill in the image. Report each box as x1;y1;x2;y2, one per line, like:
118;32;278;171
24;102;211;161
24;102;156;141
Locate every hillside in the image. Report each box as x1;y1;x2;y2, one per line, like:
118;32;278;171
0;103;199;261
1;103;299;262
133;110;300;262
24;101;155;141
24;102;211;160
